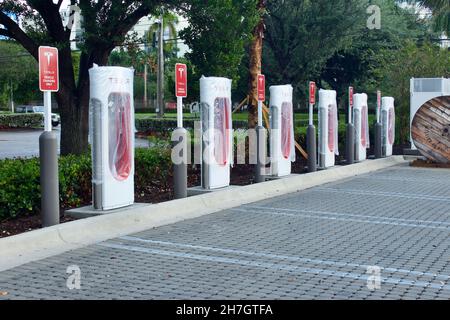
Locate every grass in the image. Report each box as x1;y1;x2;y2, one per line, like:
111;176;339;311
135;111;322;121
135;111;375;124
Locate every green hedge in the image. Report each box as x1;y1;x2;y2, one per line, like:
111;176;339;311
0;113;43;129
135;117;309;133
136;118;248;132
0;146;172;220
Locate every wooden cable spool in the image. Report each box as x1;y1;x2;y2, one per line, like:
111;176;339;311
411;96;450;164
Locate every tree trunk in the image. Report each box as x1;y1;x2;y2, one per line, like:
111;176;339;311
247;1;265;129
56;85;88;156
57;49;111;155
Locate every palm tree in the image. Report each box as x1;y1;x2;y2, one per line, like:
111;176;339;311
409;0;449;35
146;10;179;116
146;11;179;58
247;0;266;129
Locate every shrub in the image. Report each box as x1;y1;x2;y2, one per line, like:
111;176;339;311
58;153;92;209
0;158;41;218
0;146;173;221
0;113;43;129
0;154;92;219
135;145;172;192
135;118;250;133
374;42;450;144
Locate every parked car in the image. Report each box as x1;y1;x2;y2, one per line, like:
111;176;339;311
15;105;60;127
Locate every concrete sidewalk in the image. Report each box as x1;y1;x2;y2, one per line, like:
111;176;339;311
0;162;449;299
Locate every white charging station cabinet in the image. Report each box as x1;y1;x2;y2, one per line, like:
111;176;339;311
269;85;295;177
89;65;135;210
410;78;450;149
318;89;339;168
381;97;395;157
200;76;233;190
353;93;369;162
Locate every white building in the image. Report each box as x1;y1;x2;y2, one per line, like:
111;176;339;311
58;4;188;56
60;5;82;51
128;15;189;57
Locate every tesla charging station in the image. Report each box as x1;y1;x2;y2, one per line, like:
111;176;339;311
318;89;339;168
269;85;295;177
381;97;395;157
89;65;135;210
353;93;370;161
200;76;233;190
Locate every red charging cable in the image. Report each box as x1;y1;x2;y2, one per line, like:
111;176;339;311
361;105;368;148
112;93;132;181
282;102;292;159
214;98;230;166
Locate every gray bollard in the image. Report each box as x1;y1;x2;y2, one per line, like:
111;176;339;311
374;122;383;159
345;123;355;165
172;127;188;199
255;126;267;183
307;125;317;172
39;131;60;227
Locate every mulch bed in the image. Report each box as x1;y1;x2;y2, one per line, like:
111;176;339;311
0;159;307;238
410;159;450;169
0;214;77;238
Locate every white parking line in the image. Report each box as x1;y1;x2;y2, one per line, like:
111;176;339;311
118;235;450;281
356;175;450;184
314;187;450;202
98;242;450;291
232;207;450;231
243;205;450;226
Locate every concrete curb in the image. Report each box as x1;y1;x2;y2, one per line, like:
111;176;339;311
0;156;407;272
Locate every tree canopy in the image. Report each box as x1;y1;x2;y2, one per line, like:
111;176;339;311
0;0;182;155
0;0;448;154
179;0;260;85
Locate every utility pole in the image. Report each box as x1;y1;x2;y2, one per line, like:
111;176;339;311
144;63;148;109
157;13;165;117
10;80;14;113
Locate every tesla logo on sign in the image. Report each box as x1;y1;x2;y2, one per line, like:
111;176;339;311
39;46;59;92
175;63;187;97
349;87;354;107
309;81;316;105
257;74;265;101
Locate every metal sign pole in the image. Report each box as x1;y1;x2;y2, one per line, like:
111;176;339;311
256;99;267;183
258;100;263;128
374;90;383;158
38;46;60;227
173;64;188;199
346;87;355;165
255;74;267;183
307;82;317;172
177;96;183;128
44;91;52;132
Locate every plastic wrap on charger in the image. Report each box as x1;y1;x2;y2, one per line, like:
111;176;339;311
382;97;395;157
269;85;295;177
353;93;370;161
89;65;135;210
318;89;339;168
200;76;233;189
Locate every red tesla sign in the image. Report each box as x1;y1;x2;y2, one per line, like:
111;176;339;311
349;86;354;107
175;63;187;97
309;81;316;105
257;74;265;102
39;46;59;92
